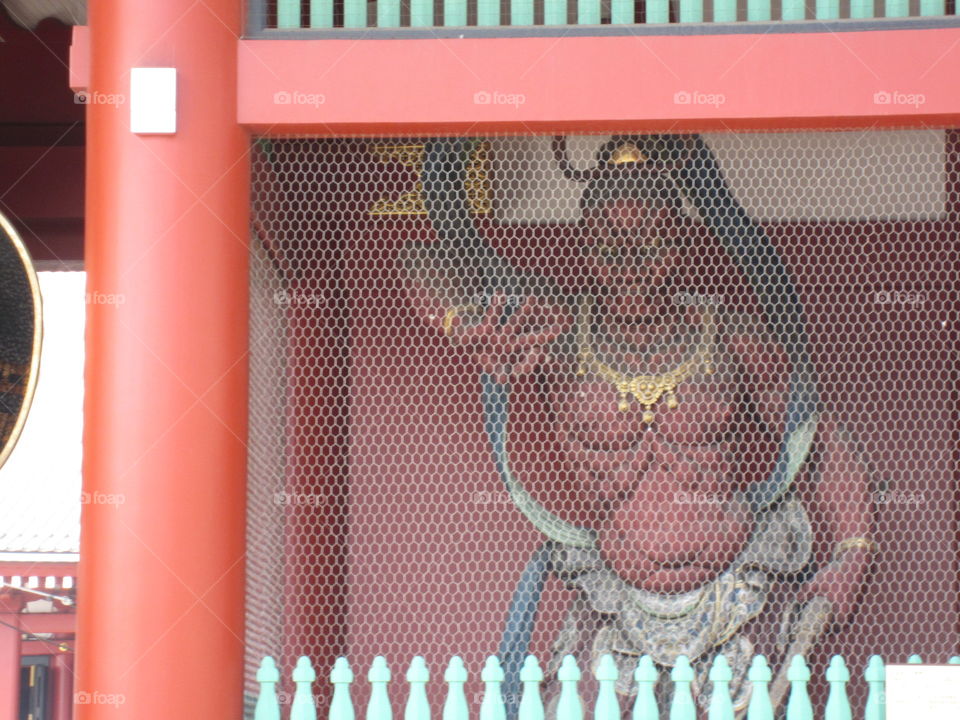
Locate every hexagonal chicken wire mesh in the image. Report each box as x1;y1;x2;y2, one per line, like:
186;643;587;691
245;130;959;717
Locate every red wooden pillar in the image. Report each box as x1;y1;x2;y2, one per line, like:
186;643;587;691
0;599;21;720
77;0;249;719
50;653;74;720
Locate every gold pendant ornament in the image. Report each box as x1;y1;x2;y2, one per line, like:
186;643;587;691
577;296;715;423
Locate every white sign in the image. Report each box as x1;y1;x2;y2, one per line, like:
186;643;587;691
886;665;960;720
130;67;177;134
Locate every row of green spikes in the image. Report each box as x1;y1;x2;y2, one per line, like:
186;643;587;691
255;653;960;720
276;0;956;29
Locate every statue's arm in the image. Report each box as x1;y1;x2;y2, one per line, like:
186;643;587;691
797;417;874;624
727;312;873;622
401;139;572;380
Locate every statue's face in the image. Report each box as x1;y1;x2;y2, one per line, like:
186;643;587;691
582;197;683;299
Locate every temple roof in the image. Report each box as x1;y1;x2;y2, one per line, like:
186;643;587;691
1;0;85;29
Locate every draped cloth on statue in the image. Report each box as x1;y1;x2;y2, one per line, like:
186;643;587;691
546;495;812;714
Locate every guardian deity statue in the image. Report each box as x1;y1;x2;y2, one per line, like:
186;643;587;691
402;136;875;716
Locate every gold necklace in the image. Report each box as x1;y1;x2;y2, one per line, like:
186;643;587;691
576;295;715;423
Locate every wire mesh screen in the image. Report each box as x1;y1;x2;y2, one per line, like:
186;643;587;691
246;131;959;716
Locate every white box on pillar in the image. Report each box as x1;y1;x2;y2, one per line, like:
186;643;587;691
130;67;177;134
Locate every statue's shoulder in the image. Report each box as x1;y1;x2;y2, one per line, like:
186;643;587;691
711;308;790;379
713;308;772;343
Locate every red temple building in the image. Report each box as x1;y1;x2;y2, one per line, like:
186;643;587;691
1;1;959;719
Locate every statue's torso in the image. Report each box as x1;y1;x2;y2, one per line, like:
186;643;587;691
544;309;773;594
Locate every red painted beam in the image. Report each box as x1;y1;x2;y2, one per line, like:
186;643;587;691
238;27;960;134
18;614;76;635
0;562;77;579
19;640;72;655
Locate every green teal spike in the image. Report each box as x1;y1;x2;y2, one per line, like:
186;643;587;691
511;0;534;24
377;0;400;27
670;657;696;720
610;0;632;22
255;657;282;720
557;656;583;720
577;0;601;24
632;656;659;720
713;0;736;21
443;657;469;720
477;0;500;25
708;655;734;720
519;656;545;720
368;657;393;720
907;655;922;664
679;0;704;22
443;0;466;25
331;658;355;720
409;0;433;26
405;657;430;720
481;656;507;720
885;0;909;17
747;656;773;720
816;0;840;18
293;657;318;720
543;0;564;24
277;0;300;28
309;0;333;27
595;655;620;720
747;0;771;18
825;657;851;720
864;656;885;720
646;0;669;22
786;656;812;720
948;657;960;665
343;0;365;26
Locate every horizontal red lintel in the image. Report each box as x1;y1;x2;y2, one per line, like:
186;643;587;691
0;562;77;579
19;613;77;635
238;27;960;134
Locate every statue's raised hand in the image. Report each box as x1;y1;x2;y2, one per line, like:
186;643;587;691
447;292;572;383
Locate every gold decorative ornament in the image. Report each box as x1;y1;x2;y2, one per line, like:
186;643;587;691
368;143;491;216
609;142;647;165
442;304;482;337
832;536;879;561
577;295;715;423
